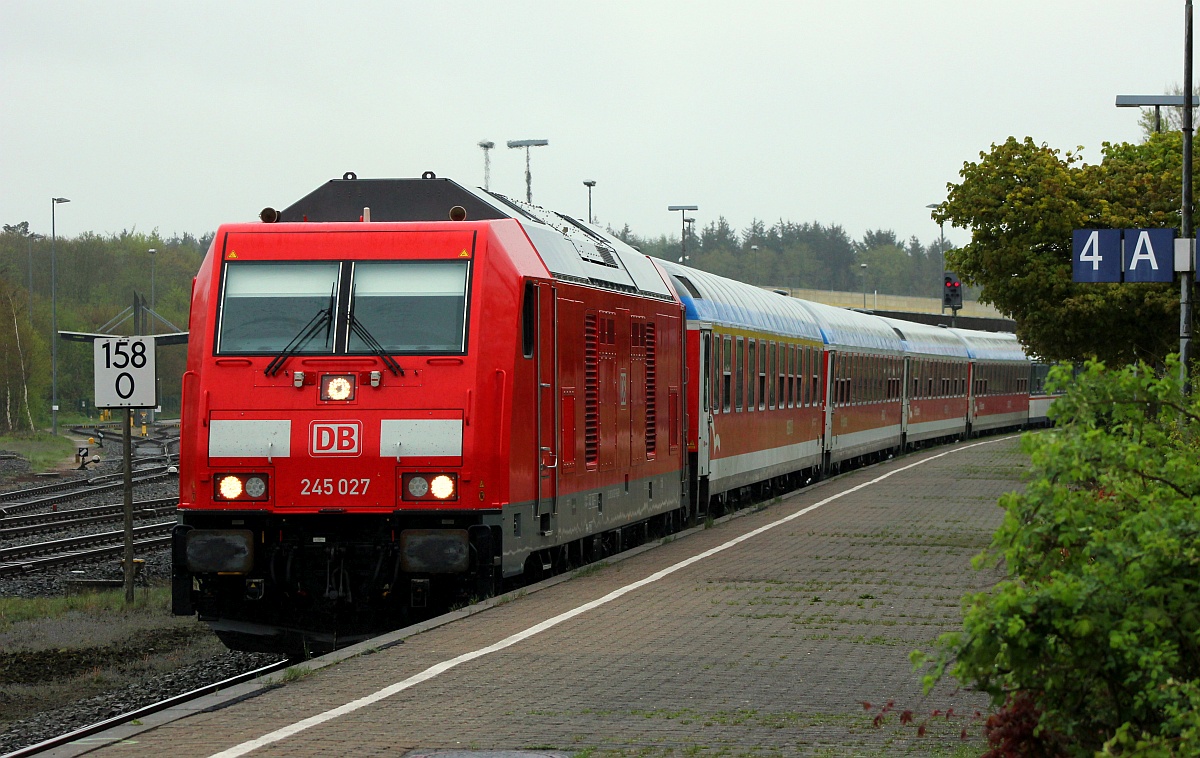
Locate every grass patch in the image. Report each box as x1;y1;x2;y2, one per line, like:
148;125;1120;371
0;431;75;473
574;561;610;579
0;586;171;630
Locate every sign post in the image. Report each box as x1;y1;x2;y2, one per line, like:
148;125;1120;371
93;336;157;603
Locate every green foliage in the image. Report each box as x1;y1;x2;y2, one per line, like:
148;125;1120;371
935;135;1186;364
914;358;1200;756
617;217;947;296
0;587;170;630
0;431;74;471
0;227;207;428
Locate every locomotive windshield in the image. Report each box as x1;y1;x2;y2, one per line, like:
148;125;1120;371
349;262;468;353
218;263;338;353
217;260;469;355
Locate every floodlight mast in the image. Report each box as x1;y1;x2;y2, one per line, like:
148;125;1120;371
507;139;549;203
668;205;699;263
478;141;495;190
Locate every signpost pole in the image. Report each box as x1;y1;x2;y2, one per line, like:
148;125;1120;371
123;407;134;602
1182;0;1194;392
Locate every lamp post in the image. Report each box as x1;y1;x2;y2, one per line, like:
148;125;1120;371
506;139;549;203
147;248;157;427
478;141;494;190
583;180;596;223
51;197;69;436
1115;6;1198;387
860;263;869;309
26;232;43;325
926;203;947;312
668;205;698;263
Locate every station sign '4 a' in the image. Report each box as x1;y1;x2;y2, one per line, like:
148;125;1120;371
1072;228;1178;283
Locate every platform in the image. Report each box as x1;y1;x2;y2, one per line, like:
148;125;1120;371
67;434;1028;757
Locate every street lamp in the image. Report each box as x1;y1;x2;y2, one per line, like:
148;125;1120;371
860;263;868;309
583;180;596;224
478;141;494;190
26;232;43;325
506;139;549;203
668;205;698;263
51;197;69;436
1115;80;1200;384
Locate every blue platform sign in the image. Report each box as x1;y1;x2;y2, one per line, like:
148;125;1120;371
1122;228;1176;283
1073;229;1122;283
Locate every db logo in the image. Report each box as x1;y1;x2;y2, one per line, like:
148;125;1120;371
310;422;361;456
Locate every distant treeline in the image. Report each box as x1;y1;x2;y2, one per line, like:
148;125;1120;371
609;218;954;299
0;223;209;433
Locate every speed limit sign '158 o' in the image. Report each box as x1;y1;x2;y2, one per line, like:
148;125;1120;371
94;336;156;408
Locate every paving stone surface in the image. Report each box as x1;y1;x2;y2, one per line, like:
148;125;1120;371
84;434;1029;757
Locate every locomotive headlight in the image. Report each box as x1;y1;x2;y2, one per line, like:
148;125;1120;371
320;373;356;402
401;472;459;502
244;476;267;499
430;475;455;499
214;473;270;501
218;475;244;500
407;476;429;498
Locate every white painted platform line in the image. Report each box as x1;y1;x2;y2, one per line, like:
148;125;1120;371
209;436;1016;758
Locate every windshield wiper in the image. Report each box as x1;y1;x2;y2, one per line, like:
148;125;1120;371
264;305;334;377
348;314;404;376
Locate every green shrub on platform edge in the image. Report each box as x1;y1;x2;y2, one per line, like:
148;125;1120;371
913;357;1200;757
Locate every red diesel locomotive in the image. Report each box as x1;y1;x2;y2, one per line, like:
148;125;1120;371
173;174;1040;654
173;174;686;652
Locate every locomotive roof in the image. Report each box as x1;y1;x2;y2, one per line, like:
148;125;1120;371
878;317;970;359
947;328;1029;362
274;175;675;301
655;260;824;343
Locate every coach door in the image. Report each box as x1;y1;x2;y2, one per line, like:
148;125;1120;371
534;282;558;527
697;329;713;476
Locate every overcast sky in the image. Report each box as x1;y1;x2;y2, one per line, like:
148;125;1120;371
0;1;1187;249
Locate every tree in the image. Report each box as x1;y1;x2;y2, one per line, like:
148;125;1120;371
934;135;1186;364
914;358;1200;756
0;277;46;433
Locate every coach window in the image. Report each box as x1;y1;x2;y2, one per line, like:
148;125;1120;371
218;262;339;354
735;337;744;412
747;340;757;411
349;261;469;353
723;336;733;412
769;342;778;409
759;342;768;410
809;348;819;406
787;345;795;408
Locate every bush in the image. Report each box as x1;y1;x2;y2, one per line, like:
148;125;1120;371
914;358;1200;756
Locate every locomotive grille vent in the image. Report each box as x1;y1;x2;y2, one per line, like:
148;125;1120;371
645;320;658;456
584;313;599;467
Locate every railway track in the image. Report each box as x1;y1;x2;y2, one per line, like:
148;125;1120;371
0;522;173;576
2;658;294;758
0;497;177;538
0;467;177;516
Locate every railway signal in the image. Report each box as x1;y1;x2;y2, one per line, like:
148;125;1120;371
942;272;963;310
